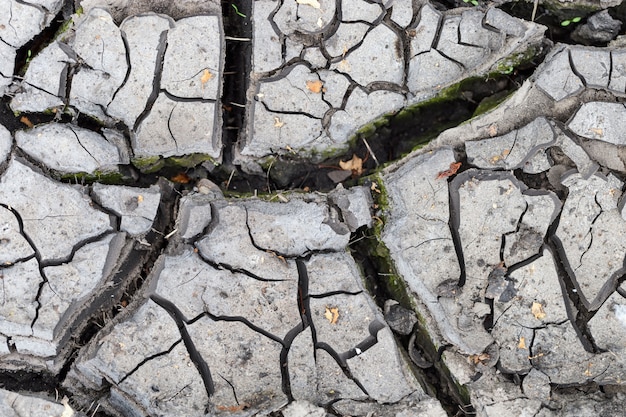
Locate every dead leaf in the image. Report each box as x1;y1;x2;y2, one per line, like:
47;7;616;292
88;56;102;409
531;301;546;320
20;116;33;128
518;336;526;349
468;353;490;365
137;195;144;203
296;0;321;8
274;117;285;128
338;59;351;72
61;396;75;417
171;172;191;184
436;162;462;180
339;154;363;176
200;69;213;88
589;127;603;137
370;182;381;194
488;124;498;137
324;306;339;324
216;404;247;412
306;79;323;93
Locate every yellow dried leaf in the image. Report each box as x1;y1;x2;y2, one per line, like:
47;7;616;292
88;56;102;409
306;79;323;93
324;306;339;324
488;124;498;137
296;0;321;8
200;69;213;88
469;353;490;365
518;336;526;349
137;195;144;203
589;127;603;136
339;154;363;176
531;301;546;320
274;117;285;128
338;59;351;72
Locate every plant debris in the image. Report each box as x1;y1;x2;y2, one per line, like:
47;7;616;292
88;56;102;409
436;162;462;180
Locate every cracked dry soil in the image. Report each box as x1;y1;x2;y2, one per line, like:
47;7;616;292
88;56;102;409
1;0;626;417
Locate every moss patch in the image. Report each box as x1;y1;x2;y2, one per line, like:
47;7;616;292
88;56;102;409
131;153;217;174
59;170;125;184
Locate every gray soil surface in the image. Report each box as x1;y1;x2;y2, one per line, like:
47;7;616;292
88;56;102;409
0;0;626;416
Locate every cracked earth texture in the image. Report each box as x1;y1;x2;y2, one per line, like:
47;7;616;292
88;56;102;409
0;0;625;416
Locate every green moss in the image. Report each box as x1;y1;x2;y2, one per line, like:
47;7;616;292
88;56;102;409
54;16;75;40
492;45;539;76
59;170;125;184
131;156;164;173
168;153;217;168
132;153;218;174
472;90;512;118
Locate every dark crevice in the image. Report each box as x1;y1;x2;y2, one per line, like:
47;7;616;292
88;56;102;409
205;311;285;346
195;252;290;283
132;30;168;132
567;48;587;88
107;30;131;108
280;322;305;402
150;294;215;398
448;171;467;287
220;0;252;170
315;342;370;396
308;290;363;298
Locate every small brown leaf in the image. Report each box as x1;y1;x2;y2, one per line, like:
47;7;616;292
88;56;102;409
531;301;546;320
20;116;33;128
469;353;490;365
436;162;462;180
339;154;363;176
306;79;323;93
171;172;191;184
324;306;339;324
488;124;498;137
200;69;213;88
518;336;526;349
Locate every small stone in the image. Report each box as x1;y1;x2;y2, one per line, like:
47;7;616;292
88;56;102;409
572;10;622;45
384;300;418;335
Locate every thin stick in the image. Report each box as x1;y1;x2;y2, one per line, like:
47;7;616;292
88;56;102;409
90;403;101;417
362;137;380;167
531;0;539;22
226;169;236;190
266;159;274;194
224;36;252;41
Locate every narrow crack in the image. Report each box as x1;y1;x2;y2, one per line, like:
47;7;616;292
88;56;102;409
118;339;182;384
132;30;168;132
448;171;467;287
150;293;215;398
567;48;587;88
107;29;132;108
